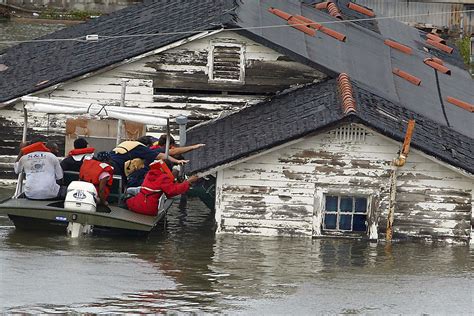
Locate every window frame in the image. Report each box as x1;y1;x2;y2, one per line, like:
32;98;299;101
322;195;370;234
313;188;376;238
208;41;245;84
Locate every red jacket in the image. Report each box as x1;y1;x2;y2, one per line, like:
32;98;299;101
79;159;114;200
126;169;190;216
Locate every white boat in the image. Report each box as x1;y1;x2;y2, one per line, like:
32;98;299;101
0;92;184;237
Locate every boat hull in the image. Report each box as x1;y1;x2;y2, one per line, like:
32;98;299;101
0;198;171;237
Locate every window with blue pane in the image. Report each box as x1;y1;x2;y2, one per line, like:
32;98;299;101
323;195;369;233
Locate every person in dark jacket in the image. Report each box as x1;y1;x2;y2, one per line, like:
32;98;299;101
61;138;95;172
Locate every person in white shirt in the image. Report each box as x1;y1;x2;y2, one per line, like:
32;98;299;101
14;141;65;200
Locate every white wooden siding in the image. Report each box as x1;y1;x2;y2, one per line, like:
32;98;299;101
38;31;326;128
0;31;326;178
216;123;473;241
356;0;473;34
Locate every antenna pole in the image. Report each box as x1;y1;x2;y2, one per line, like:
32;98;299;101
165;118;170;160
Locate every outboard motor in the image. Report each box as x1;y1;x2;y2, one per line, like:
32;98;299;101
64;181;97;237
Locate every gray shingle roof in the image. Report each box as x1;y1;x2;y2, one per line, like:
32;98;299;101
185;79;473;174
0;0;236;104
0;0;472;170
234;0;473;138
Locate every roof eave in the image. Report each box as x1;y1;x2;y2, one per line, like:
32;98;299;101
190;115;353;176
357;116;474;175
1;29;225;104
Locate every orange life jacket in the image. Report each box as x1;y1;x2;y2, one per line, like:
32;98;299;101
21;142;50;155
68;147;95;156
79;159;114;200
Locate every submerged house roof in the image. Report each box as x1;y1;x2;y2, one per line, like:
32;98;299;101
0;0;472;170
0;0;237;104
185;76;473;175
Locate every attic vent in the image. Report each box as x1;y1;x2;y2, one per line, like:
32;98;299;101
331;125;367;142
208;42;245;83
0;64;8;72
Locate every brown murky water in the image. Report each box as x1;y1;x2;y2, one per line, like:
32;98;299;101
0;186;472;314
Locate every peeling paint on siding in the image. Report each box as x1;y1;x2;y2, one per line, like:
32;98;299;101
216;123;473;242
0;31;327;175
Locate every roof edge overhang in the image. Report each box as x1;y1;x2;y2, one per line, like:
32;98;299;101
1;29;224;105
353;116;474;177
192;114;473;178
192;116;352;177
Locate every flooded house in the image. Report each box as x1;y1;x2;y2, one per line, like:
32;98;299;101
0;0;472;242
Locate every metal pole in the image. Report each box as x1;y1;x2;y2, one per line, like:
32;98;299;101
176;115;188;179
116;79;127;145
176;115;188;146
165;118;170;160
22;107;28;142
386;165;398;241
386;120;415;241
15;106;28;198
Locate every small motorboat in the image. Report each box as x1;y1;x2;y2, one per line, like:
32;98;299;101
0;172;174;237
0;93;187;237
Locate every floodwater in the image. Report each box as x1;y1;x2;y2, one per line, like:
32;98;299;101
0;19;473;315
0;186;472;314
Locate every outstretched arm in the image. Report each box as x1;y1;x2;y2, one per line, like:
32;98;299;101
156;152;188;165
169;143;205;156
161;176;191;197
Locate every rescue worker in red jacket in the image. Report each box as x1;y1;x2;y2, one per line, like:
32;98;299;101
126;159;199;216
79;151;114;206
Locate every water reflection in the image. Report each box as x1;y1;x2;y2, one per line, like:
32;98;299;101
0;186;472;314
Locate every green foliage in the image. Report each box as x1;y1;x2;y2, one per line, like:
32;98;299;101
456;36;471;66
38;8;101;21
68;10;101;20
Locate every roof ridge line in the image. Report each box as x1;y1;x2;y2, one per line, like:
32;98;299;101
337;73;356;115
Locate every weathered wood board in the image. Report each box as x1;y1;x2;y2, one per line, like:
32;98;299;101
215;123;473;242
0;31;326;178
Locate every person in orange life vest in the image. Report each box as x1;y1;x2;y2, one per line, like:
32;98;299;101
61;138;95;172
148;134;206;156
14;140;66;200
79;151;114;206
126;159;199;216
